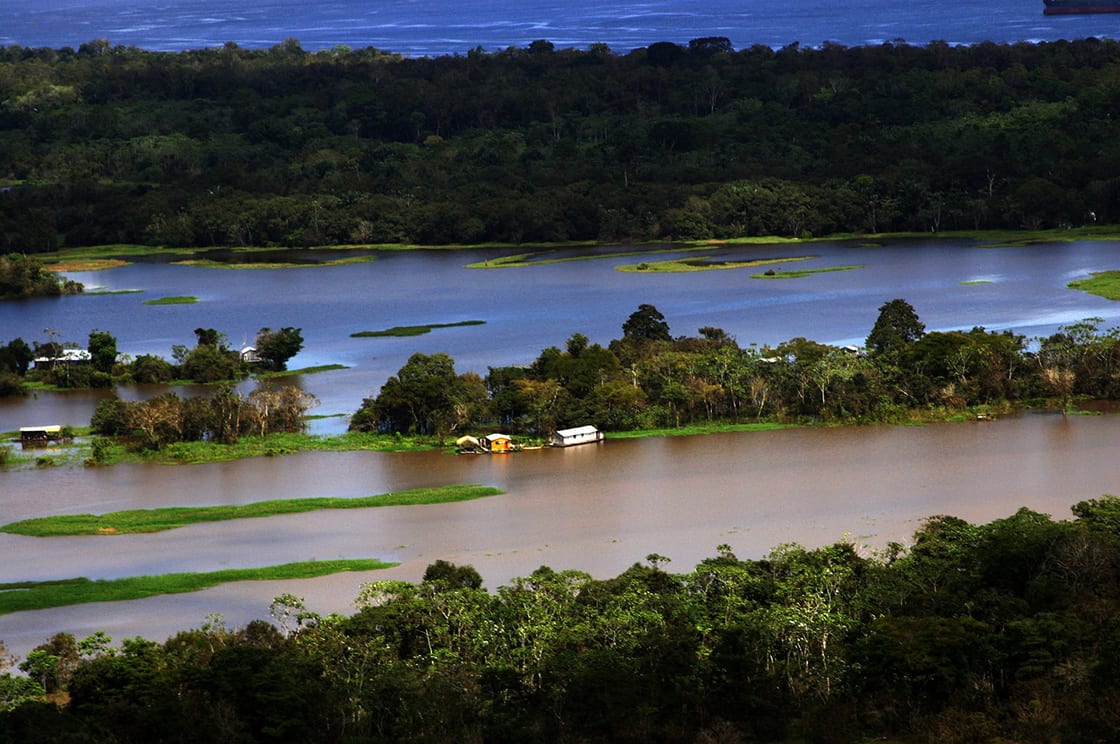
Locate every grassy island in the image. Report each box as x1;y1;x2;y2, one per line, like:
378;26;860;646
0;559;391;615
143;295;198;305
1;484;503;536
351;320;485;337
1068;270;1120;300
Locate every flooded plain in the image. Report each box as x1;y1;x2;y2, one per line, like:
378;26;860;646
3;238;1120;433
2;238;1120;658
1;411;1118;659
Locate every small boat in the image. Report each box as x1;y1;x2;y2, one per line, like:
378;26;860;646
1043;0;1120;14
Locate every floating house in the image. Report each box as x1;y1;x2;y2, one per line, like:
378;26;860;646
32;348;91;369
550;425;603;447
19;425;63;444
482;433;513;453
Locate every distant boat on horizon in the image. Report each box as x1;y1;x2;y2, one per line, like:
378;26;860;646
1043;0;1120;14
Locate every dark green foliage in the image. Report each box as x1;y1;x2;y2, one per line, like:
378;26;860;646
128;353;174;384
349;352;478;441
422;560;483;590
0;338;32;376
90;397;130;436
86;330;117;374
253;326;303;371
622;303;672;344
3;503;1118;742
4;39;1120;250
866;298;925;356
0;254;81;297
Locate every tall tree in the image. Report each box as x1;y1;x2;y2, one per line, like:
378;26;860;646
622;304;671;343
865;298;925;356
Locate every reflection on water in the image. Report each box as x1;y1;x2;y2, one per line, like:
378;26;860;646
0;412;1116;659
4;239;1120;436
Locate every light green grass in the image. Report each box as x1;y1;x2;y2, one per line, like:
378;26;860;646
961;280;993;285
173;255;377;269
144;295;198;305
466;246;710;269
0;560;391;615
351;320;485;337
616;256;814;273
751;265;865;279
1;484;503;536
253;364;349;379
1068;270;1120;300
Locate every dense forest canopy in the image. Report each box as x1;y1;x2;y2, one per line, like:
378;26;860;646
2;497;1120;742
2;37;1120;249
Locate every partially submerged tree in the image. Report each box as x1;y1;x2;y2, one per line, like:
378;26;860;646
254;326;303;371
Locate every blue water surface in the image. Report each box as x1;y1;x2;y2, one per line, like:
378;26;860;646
0;0;1117;55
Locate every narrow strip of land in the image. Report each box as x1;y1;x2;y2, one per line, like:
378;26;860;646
0;559;391;615
351;320;485;337
0;484;503;536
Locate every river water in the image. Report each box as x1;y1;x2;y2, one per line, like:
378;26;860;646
3;239;1120;435
1;411;1117;659
0;0;1114;56
2;240;1120;658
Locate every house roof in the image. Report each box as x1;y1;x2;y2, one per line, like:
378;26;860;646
555;425;599;437
33;349;92;363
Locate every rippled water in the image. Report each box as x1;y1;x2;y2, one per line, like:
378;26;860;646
0;0;1114;54
0;412;1117;658
3;239;1119;434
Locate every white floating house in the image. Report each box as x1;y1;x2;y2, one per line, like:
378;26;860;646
550;425;603;447
20;424;63;444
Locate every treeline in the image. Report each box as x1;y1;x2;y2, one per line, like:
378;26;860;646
3;37;1120;250
0;254;81;298
90;384;317;452
3;497;1120;742
0;326;302;397
349;301;1120;440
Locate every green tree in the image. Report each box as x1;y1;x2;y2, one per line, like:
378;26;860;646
866;298;925;356
254;326;304;371
86;329;117;374
351;352;467;441
622;304;671;344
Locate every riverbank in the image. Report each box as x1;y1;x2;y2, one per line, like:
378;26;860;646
0;398;1057;471
33;225;1120;273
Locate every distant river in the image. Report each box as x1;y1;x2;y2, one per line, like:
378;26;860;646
0;0;1116;56
2;239;1120;435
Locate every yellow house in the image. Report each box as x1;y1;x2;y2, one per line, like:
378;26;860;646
483;433;513;453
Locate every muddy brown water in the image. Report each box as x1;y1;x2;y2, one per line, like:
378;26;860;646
1;411;1117;659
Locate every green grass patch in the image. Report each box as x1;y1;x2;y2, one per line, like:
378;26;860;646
172;254;377;270
616;256;814;273
86;430;447;467
253;364;349;379
144;295;198;305
466;246;709;269
751;265;865;279
1068;270;1120;300
961;280;993;285
1;484;503;536
351;320;486;337
0;559;392;615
